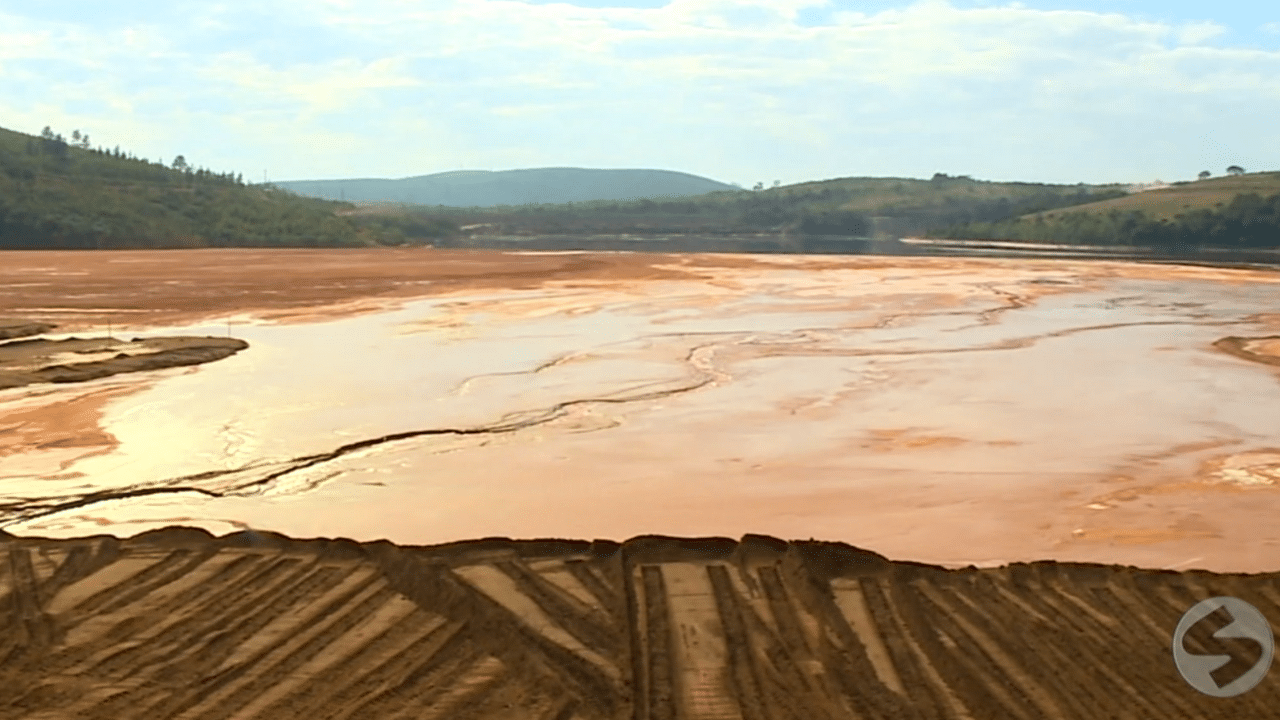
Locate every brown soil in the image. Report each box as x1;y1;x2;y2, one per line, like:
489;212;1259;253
0;335;249;391
0;248;700;333
1;247;1273;334
1;529;1274;719
1213;335;1280;367
0;321;57;341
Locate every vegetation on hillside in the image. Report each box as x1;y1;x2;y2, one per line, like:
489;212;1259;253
364;173;1129;240
12;119;1263;253
1035;171;1280;222
930;175;1280;250
0;125;456;249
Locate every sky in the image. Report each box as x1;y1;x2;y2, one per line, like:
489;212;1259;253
1;0;1277;188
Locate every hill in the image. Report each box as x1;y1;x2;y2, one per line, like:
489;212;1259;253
0;125;419;249
1034;171;1280;222
0;121;1144;252
928;171;1280;250
350;173;1130;246
273;167;740;207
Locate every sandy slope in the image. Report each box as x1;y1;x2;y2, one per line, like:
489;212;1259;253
1;529;1274;719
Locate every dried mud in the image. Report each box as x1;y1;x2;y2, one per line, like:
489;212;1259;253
2;529;1277;719
0;335;249;391
1213;335;1280;368
0;321;57;341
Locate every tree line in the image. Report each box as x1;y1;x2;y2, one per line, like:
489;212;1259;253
929;192;1280;250
0;125;456;249
0;124;1152;250
420;175;1127;239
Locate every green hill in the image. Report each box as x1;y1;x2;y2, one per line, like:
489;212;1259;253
274;168;740;206
368;173;1130;240
1033;172;1280;222
929;172;1280;250
0;121;1155;251
0;125;415;249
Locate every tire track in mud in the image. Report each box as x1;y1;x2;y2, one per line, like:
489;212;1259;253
706;564;766;720
639;565;677;720
4;530;1280;718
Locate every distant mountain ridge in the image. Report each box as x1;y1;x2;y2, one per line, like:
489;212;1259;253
273;167;739;207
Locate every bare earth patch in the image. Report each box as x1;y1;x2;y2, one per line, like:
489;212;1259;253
1212;335;1280;367
2;529;1277;719
0;334;249;391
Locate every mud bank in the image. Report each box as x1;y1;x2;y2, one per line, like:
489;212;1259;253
1214;335;1280;367
1;529;1276;719
0;333;249;390
0;320;57;340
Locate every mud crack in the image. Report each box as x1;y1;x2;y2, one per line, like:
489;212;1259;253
0;338;744;528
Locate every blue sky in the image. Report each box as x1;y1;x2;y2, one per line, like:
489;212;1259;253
1;0;1276;187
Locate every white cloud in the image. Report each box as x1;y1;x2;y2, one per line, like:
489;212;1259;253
1177;20;1226;45
198;54;421;115
1;0;1277;184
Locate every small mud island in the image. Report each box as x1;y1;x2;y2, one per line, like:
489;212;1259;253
1214;334;1280;367
0;319;248;390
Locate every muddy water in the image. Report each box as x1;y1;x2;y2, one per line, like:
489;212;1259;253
2;258;1279;572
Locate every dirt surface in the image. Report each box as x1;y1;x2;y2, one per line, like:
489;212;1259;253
1;529;1277;719
1214;335;1280;367
0;321;57;341
0;247;1273;333
0;248;697;333
0;334;249;390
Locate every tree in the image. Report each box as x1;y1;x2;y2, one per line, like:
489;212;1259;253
1227;165;1245;176
1198;171;1210;180
172;155;190;172
798;209;872;237
752;182;764;191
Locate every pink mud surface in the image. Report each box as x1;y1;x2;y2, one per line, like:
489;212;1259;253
2;248;1280;572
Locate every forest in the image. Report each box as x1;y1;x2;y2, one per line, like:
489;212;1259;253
375;173;1130;242
8;121;1270;252
0;125;449;249
930;192;1280;250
